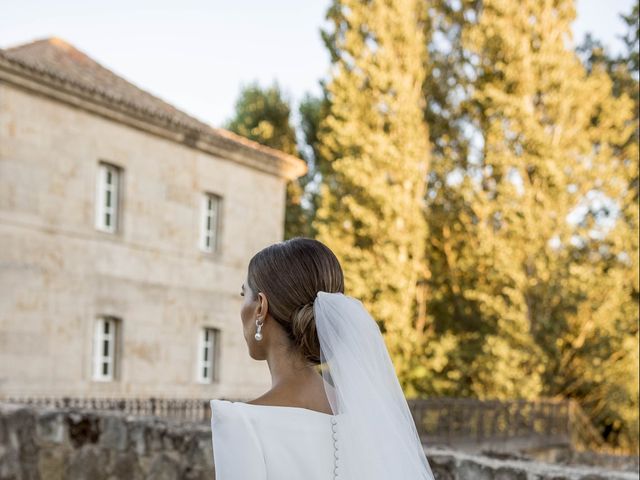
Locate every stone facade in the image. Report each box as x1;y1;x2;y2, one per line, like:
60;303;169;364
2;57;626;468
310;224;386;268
1;404;637;480
0;39;307;400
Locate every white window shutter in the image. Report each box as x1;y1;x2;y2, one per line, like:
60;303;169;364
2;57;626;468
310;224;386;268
95;166;106;230
109;168;119;232
92;318;103;381
199;194;208;251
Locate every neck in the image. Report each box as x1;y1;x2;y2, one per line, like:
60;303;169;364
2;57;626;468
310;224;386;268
265;342;317;390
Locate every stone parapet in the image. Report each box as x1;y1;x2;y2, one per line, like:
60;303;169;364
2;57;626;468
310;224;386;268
1;403;637;480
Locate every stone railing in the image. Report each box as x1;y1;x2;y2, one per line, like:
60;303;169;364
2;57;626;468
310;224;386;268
407;397;628;455
1;403;637;480
5;396;213;422
5;395;630;455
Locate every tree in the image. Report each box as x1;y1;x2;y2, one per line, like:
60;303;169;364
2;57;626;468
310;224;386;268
451;0;638;448
313;0;431;390
572;3;639;449
296;91;332;239
416;0;485;397
224;82;313;239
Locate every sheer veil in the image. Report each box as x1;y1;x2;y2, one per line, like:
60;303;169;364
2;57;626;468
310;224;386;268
314;291;435;479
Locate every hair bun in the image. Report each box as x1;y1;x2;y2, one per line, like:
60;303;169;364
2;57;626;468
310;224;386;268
291;301;321;365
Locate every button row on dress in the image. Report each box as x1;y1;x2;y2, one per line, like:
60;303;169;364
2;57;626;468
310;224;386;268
331;417;339;478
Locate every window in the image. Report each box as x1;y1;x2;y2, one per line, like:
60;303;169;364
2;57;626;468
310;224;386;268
197;327;220;383
92;316;119;381
95;162;121;233
199;193;221;252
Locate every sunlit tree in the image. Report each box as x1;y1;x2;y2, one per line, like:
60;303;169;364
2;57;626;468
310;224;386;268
313;0;431;389
419;0;638;449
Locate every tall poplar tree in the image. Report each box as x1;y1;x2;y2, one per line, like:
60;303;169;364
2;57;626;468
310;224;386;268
313;0;431;389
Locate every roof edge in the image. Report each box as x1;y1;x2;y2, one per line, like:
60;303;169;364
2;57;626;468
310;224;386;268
0;51;308;182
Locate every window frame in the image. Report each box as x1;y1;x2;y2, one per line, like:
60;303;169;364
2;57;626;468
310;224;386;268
197;327;220;384
95;162;121;234
92;316;119;382
199;192;222;253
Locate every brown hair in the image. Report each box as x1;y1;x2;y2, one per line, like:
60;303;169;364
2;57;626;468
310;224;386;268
247;237;345;366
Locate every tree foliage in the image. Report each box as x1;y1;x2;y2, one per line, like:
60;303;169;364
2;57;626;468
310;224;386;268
312;0;431;387
224;82;313;239
420;0;638;450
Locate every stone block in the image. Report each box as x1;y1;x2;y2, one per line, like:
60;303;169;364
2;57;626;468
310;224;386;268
37;447;68;480
36;410;67;445
66;446;102;480
458;458;497;480
99;415;128;452
147;452;180;480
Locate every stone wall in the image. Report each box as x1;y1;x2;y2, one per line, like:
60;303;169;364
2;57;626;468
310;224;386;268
0;403;213;480
1;403;637;480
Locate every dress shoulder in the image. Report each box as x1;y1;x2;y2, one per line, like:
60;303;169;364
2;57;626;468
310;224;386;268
210;399;267;480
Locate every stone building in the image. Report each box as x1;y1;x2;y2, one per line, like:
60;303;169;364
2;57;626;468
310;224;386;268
0;38;307;400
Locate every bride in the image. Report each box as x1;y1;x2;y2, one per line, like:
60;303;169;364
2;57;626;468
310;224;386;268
210;237;435;479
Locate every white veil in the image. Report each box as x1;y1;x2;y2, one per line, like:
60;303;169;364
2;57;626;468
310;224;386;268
314;291;435;479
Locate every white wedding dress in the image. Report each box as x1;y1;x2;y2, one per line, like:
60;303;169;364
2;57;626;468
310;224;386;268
210;292;435;480
210;399;342;480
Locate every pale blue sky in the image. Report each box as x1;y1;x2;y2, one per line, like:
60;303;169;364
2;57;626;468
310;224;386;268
0;0;635;127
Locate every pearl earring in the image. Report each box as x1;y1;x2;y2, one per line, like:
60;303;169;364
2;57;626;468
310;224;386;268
254;318;264;341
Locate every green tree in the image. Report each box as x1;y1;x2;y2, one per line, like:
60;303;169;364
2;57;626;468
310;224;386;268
313;0;431;390
452;0;637;448
573;3;639;449
416;0;483;397
224;82;313;239
296;91;332;239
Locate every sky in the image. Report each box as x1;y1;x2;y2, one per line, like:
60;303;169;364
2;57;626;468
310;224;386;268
0;0;636;128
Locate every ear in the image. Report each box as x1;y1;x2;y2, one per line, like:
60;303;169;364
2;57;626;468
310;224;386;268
256;292;269;319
